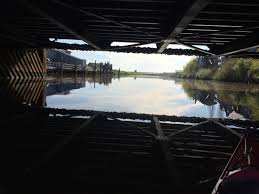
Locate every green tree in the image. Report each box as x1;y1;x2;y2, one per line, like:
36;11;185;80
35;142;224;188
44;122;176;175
182;58;199;78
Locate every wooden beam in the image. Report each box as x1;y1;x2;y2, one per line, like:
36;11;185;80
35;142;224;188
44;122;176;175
24;1;102;50
157;0;210;53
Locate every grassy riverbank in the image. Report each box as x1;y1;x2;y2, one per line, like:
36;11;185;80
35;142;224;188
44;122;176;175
179;58;259;83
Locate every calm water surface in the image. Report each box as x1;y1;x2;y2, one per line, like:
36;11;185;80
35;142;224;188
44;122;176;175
46;75;259;120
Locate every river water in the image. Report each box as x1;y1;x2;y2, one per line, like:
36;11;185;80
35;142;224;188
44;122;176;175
46;75;259;120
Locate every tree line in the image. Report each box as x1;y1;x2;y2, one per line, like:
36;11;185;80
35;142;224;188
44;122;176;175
178;58;259;83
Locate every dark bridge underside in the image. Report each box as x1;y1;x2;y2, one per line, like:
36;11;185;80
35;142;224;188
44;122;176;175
1;0;259;57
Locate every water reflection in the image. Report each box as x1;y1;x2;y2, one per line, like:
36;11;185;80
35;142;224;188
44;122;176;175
47;76;86;96
46;74;113;97
1;75;259;120
180;79;259;120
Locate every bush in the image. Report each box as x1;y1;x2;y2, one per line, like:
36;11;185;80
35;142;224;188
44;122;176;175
181;57;259;83
213;60;234;81
181;58;199;78
196;68;214;80
249;60;259;83
213;58;252;82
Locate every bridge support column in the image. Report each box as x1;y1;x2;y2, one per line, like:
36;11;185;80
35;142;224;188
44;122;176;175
0;48;47;79
0;48;47;108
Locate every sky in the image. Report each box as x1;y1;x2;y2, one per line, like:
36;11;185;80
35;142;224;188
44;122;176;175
53;39;195;73
71;50;194;73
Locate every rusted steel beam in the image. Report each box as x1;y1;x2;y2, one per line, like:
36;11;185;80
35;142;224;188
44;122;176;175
157;0;210;53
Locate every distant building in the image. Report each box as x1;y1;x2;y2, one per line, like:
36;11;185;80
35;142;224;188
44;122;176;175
47;49;113;74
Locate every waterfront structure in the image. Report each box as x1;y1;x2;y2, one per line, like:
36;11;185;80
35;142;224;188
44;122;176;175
47;49;86;73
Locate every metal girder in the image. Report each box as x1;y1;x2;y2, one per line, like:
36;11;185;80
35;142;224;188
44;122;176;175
211;120;242;139
211;30;259;56
151;116;181;191
3;0;259;58
19;40;206;56
24;1;102;50
157;0;210;53
107;113;156;137
107;39;163;51
210;2;259;7
175;40;216;55
168;120;210;138
180;26;259;40
52;0;163;40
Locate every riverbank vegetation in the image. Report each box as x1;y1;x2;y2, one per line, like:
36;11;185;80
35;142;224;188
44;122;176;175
179;58;259;83
180;79;259;120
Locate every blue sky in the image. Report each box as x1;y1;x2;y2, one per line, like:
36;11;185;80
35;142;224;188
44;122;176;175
53;39;195;73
